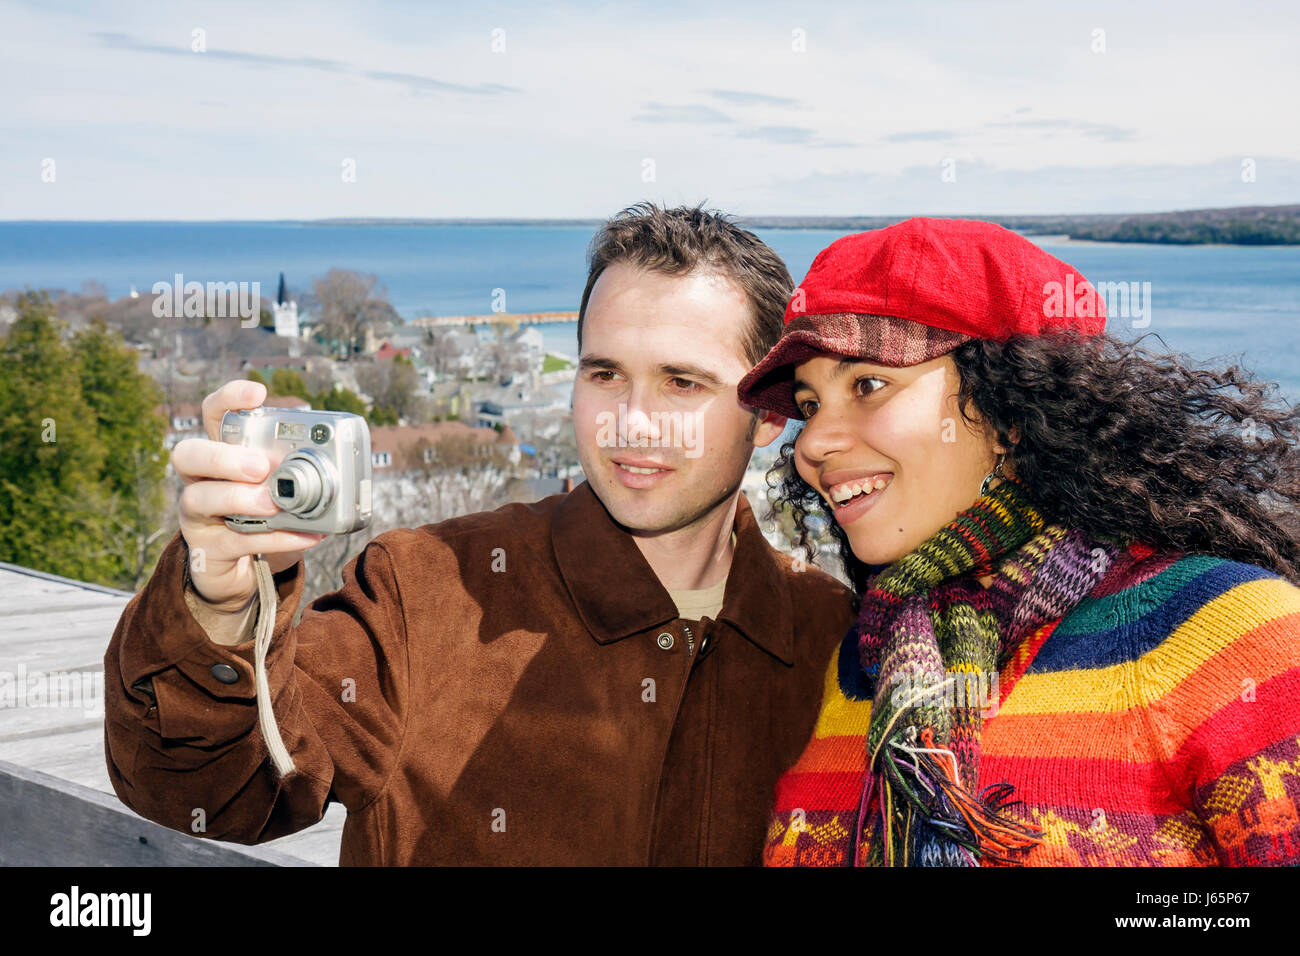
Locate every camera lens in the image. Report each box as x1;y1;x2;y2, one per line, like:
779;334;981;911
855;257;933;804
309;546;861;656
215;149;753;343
270;451;335;517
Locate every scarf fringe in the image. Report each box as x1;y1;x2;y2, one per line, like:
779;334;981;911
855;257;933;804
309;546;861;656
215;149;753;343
871;726;1044;867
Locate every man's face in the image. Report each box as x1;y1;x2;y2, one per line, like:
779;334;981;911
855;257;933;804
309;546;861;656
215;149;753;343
572;261;786;535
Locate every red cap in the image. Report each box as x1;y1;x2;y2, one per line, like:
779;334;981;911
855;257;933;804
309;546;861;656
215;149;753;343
737;217;1107;419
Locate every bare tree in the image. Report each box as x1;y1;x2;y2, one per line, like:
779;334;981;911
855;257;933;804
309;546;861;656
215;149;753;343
301;361;336;396
356;356;424;421
303;269;397;359
426;329;468;381
482;335;533;385
195;320;251;364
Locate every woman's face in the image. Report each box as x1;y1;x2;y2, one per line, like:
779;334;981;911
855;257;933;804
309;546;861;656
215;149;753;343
791;353;1010;567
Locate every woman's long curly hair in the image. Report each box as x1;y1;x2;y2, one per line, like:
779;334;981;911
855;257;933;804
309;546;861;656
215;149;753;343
766;331;1300;598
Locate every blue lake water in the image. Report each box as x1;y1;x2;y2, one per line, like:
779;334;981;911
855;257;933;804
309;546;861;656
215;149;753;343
1;221;1296;399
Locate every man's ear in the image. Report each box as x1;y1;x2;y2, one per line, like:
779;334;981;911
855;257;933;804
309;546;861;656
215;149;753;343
747;407;788;447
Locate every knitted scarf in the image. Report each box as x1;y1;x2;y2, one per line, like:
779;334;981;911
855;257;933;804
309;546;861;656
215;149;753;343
852;475;1123;866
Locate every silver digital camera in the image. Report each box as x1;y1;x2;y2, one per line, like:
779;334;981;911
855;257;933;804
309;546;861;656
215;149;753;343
221;406;373;534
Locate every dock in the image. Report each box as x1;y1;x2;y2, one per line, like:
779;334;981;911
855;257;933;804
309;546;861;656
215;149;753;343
410;310;577;328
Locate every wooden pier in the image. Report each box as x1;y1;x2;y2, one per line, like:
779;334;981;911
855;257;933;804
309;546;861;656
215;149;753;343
410;310;577;328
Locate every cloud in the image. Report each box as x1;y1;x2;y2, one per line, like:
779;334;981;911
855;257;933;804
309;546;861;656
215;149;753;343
702;89;802;108
93;31;351;71
90;31;516;96
736;126;818;144
633;102;734;123
881;119;1137;145
987;118;1137;142
362;70;518;96
734;126;861;148
884;130;956;143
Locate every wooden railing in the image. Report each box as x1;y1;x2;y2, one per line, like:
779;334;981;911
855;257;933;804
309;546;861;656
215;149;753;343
0;759;310;866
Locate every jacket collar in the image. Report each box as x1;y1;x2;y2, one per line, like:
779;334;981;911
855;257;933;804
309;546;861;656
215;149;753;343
551;480;795;664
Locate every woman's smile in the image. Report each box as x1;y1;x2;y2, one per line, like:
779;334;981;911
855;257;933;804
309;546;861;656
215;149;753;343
825;473;893;525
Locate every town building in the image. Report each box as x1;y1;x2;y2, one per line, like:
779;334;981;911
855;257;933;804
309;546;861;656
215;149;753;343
367;420;525;474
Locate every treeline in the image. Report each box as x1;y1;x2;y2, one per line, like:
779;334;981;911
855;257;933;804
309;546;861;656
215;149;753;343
1067;218;1300;245
0;292;169;590
738;203;1300;246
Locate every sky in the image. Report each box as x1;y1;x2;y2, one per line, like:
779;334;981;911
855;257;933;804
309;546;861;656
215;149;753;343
3;0;1298;220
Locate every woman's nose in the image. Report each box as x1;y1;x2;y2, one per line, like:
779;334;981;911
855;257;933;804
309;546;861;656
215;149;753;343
797;403;854;462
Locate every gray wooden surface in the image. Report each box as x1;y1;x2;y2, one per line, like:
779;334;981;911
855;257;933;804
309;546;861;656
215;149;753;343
0;759;310;866
0;562;344;866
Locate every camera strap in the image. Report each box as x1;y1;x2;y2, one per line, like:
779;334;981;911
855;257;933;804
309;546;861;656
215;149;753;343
253;553;296;778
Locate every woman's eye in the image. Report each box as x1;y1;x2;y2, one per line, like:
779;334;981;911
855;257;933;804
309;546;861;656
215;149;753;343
796;378;882;417
856;376;886;396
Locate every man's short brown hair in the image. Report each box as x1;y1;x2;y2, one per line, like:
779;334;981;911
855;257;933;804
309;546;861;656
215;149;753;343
577;202;793;367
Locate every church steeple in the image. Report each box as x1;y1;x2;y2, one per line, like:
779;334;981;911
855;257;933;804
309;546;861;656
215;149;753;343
272;272;299;343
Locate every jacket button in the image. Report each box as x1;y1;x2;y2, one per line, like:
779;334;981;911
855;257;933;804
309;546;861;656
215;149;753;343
656;632;675;650
210;663;240;684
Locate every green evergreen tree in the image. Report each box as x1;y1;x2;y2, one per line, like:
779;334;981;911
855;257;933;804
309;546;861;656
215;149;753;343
367;405;398;427
317;386;367;416
270;367;311;400
0;293;112;583
72;318;169;588
0;295;170;589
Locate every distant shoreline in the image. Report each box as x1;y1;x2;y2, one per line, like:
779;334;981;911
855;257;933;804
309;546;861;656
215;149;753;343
310;205;1300;246
4;204;1299;245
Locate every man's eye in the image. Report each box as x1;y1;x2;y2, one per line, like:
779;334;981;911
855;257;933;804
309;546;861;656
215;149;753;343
590;370;617;382
671;377;700;392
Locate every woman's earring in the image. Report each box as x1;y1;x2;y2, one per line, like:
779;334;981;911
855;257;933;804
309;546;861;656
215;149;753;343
980;452;1006;496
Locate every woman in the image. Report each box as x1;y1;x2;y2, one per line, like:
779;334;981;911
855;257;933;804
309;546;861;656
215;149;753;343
736;217;1300;867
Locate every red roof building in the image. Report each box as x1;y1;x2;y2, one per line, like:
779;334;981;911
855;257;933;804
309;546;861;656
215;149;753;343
374;341;412;362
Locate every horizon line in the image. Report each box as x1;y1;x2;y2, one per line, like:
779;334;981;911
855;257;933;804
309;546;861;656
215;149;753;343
2;201;1299;226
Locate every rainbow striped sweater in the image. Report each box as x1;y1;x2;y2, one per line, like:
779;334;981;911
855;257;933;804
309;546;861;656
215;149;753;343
764;544;1300;866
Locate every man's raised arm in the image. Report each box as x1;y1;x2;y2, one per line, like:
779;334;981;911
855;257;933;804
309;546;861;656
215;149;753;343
102;380;411;845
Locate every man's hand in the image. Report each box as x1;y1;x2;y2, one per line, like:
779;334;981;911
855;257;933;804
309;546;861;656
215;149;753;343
173;380;325;611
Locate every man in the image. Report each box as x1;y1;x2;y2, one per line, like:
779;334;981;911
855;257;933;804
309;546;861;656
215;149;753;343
103;202;856;865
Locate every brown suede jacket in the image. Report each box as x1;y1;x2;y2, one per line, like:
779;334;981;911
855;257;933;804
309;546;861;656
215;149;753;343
103;480;855;865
